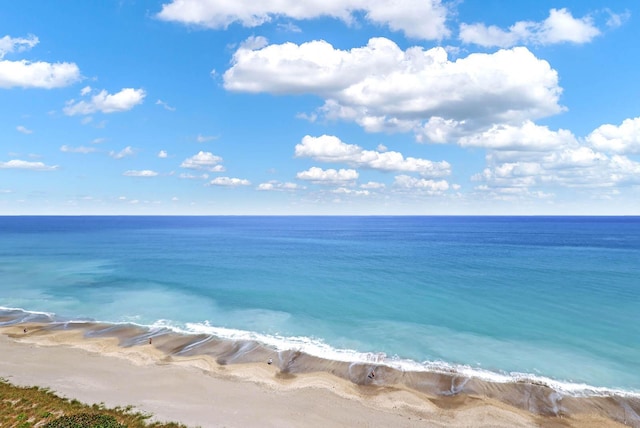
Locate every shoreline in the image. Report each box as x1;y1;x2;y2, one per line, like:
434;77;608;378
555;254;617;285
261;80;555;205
1;321;636;427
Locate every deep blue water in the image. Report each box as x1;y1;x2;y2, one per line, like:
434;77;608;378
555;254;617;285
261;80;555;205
1;216;639;394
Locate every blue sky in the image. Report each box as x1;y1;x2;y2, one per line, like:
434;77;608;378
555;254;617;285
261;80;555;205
1;0;639;214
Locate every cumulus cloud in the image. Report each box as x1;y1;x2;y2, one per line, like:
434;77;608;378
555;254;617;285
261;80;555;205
180;151;225;172
473;146;640;194
257;180;302;191
587;117;640;154
158;150;168;158
0;59;80;89
16;125;33;134
60;145;97;154
360;181;385;189
295;135;450;177
0;34;39;58
109;146;136;159
467;113;640;197
296;167;358;184
393;175;450;194
460;8;601;48
0;34;80;89
224;38;563;136
157;0;450;40
209;176;251;186
123;170;159;177
332;187;370;196
0;159;58;171
458;121;578;151
64;88;146;115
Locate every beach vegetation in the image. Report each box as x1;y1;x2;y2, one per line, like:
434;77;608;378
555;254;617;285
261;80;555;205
0;379;188;428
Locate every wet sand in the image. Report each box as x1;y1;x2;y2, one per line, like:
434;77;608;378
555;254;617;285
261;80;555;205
0;322;636;427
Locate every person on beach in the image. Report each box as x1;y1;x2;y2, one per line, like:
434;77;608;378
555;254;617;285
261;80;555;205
267;358;273;365
368;369;375;379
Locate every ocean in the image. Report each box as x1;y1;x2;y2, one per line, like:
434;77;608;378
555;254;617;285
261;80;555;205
1;216;639;399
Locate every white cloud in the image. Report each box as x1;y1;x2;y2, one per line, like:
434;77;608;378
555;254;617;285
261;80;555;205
91;138;107;144
180;172;210;180
332;187;370;196
60;145;97;154
209;176;251;186
256;182;274;191
393;175;450;194
157;0;450;40
123;170;159;177
16;125;33;134
257;180;302;191
605;9;630;29
542;146;608;168
158;150;168;158
473;147;640;193
196;134;217;143
296;167;358;184
472;184;554;201
417;117;462;144
156;99;176;111
109;146;136;159
277;22;302;33
296;111;318;122
80;86;92;96
473;162;542;188
295;134;450;177
0;34;39;58
587;117;640;154
240;36;268;50
360;181;385;189
64;88;146;115
540;8;601;44
0;159;58;171
460;8;601;48
180;151;225;171
225;38;562;136
0;60;80;89
458;121;578;151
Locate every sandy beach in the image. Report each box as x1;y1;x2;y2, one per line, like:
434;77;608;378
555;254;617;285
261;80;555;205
1;323;633;428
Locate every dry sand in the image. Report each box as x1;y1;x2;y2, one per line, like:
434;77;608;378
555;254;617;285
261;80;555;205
0;325;629;428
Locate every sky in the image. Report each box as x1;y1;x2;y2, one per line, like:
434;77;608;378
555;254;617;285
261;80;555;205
1;0;639;215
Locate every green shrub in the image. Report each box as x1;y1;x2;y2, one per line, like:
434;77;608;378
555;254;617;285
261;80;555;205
43;413;126;428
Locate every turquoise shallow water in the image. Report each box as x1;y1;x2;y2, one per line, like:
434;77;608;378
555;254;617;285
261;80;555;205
1;216;639;395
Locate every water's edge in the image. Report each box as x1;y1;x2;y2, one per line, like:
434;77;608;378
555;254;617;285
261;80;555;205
2;308;639;426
